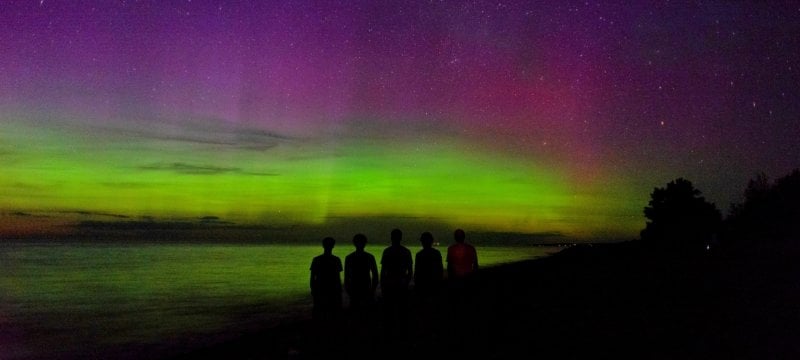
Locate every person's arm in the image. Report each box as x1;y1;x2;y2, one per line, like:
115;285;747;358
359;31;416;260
436;252;444;281
406;251;413;280
344;257;351;294
414;254;420;283
370;257;379;291
446;249;454;279
473;247;479;272
309;261;316;291
379;251;386;288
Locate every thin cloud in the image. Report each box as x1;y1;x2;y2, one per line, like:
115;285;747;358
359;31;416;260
74;215;238;231
58;210;130;219
139;162;240;175
138;162;278;176
121;131;281;151
75;220;196;231
101;119;296;152
8;211;52;218
199;216;236;225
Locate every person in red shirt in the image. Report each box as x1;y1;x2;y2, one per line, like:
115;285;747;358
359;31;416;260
447;229;478;279
446;228;478;327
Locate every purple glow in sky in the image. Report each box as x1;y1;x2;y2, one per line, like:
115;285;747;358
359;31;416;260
1;1;798;239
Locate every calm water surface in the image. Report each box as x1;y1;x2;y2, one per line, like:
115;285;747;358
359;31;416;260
0;243;559;359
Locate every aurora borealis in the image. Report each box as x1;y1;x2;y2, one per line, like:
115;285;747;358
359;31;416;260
1;1;798;240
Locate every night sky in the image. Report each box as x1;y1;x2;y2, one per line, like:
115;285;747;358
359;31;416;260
1;1;798;240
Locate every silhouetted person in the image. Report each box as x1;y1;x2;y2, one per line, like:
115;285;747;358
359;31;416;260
413;232;444;343
447;228;478;305
345;233;379;310
414;232;443;297
445;229;478;333
310;237;342;322
380;228;412;338
447;229;478;279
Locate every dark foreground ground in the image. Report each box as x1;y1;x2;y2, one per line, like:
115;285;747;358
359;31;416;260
172;241;800;359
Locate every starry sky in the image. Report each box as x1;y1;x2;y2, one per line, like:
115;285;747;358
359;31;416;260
1;1;798;241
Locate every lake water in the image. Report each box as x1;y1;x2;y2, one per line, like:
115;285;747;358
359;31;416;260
0;243;560;359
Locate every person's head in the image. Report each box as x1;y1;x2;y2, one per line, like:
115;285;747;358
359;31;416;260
420;232;434;248
322;237;335;252
352;233;367;250
390;228;402;245
454;229;465;243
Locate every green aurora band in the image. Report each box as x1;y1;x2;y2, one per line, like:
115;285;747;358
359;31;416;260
1;114;644;239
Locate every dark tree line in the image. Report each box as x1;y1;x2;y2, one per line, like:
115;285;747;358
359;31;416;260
640;178;721;250
726;169;800;242
641;169;800;250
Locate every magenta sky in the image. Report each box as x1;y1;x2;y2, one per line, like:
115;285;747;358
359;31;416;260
1;1;798;239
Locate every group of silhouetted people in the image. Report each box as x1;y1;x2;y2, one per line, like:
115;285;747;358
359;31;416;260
309;228;478;327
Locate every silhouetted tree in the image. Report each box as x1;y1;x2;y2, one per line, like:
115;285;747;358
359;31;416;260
727;169;800;242
641;178;722;250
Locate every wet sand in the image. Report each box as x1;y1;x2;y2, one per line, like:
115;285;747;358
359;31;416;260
172;241;800;359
